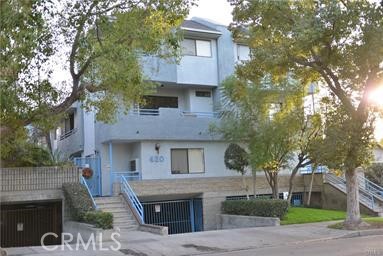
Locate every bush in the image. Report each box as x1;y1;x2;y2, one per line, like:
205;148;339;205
84;211;113;230
63;183;95;221
221;199;289;219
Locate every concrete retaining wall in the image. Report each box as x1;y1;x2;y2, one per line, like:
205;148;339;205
216;214;279;230
63;221;114;243
129;175;310;231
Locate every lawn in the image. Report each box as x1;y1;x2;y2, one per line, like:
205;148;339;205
281;207;347;225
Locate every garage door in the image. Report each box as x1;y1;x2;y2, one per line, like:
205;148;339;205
0;201;62;248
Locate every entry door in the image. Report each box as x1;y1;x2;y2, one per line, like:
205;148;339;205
74;157;101;196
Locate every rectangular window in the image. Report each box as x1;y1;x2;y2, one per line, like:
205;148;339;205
143;96;178;109
195;91;211;97
171;148;205;174
181;39;211;57
237;44;250;61
64;112;75;133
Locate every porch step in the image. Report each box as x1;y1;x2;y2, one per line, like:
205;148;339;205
94;196;139;231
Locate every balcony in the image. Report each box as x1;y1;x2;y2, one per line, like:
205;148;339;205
57;128;83;156
95;108;221;143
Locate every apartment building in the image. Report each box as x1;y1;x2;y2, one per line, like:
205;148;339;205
51;18;304;233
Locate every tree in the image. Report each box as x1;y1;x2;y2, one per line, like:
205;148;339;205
229;0;382;229
1;0;195;160
224;143;250;199
218;76;305;199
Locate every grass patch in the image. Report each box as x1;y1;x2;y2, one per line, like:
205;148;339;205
281;207;347;225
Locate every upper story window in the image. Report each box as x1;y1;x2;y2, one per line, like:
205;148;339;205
171;148;205;174
143;96;178;109
181;39;212;57
237;44;250;61
195;91;211;97
64;112;75;134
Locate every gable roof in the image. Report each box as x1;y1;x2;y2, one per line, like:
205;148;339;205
181;20;220;33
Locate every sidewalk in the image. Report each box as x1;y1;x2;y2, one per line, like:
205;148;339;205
3;222;369;256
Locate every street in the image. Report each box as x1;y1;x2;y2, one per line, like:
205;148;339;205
209;235;383;256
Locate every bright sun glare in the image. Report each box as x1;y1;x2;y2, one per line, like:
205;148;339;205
368;86;383;107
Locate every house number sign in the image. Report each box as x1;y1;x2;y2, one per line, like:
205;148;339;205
150;155;164;163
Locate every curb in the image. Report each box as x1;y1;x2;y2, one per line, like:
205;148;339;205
339;228;383;238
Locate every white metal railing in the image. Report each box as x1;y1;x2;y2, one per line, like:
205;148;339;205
120;175;144;223
358;176;383;201
130;108;220;118
182;111;221;118
59;128;78;140
131;108;160;116
80;176;98;210
111;171;141;182
324;173;378;211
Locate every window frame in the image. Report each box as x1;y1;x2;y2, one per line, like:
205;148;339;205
181;39;212;58
171;148;205;174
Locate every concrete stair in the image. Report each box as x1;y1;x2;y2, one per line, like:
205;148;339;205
94;196;139;230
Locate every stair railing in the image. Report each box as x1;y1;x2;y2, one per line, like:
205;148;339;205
80;176;98;210
324;173;375;210
120;175;144;223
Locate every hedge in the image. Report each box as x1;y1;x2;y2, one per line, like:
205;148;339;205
221;199;289;219
84;211;113;230
63;183;95;221
63;183;113;229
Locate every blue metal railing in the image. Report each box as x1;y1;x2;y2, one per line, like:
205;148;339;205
325;173;377;210
80;176;98;210
358;176;383;201
300;165;328;174
120;175;144;223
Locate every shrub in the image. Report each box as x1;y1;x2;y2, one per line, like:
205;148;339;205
84;211;113;230
221;199;289;219
63;183;95;221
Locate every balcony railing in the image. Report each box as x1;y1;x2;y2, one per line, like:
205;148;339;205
111;171;142;182
130;108;220;118
59;128;78;141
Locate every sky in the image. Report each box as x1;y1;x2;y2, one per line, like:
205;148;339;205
188;0;233;25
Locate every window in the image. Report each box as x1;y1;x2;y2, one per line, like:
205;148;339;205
171;148;205;174
143;96;178;109
181;39;212;57
195;91;211;97
237;44;250;61
64;112;74;133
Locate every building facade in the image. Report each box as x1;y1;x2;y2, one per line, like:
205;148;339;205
51;18;300;233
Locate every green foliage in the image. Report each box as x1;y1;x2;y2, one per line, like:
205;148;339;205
84;211;113;230
62;183;95;221
221;199;289;219
1;0;195;155
224;143;249;175
1;139;53;167
281;207;347;225
365;163;383;186
229;0;382;172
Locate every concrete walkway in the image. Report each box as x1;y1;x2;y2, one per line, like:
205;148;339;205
4;222;376;256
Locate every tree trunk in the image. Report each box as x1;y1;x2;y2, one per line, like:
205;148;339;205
287;166;299;205
252;171;257;199
271;172;279;199
344;168;362;229
306;167;316;206
242;174;249;200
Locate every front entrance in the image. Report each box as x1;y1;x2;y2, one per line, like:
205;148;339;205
74;157;101;196
0;201;62;247
142;198;203;234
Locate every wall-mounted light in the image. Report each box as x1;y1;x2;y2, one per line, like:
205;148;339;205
155;143;160;154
